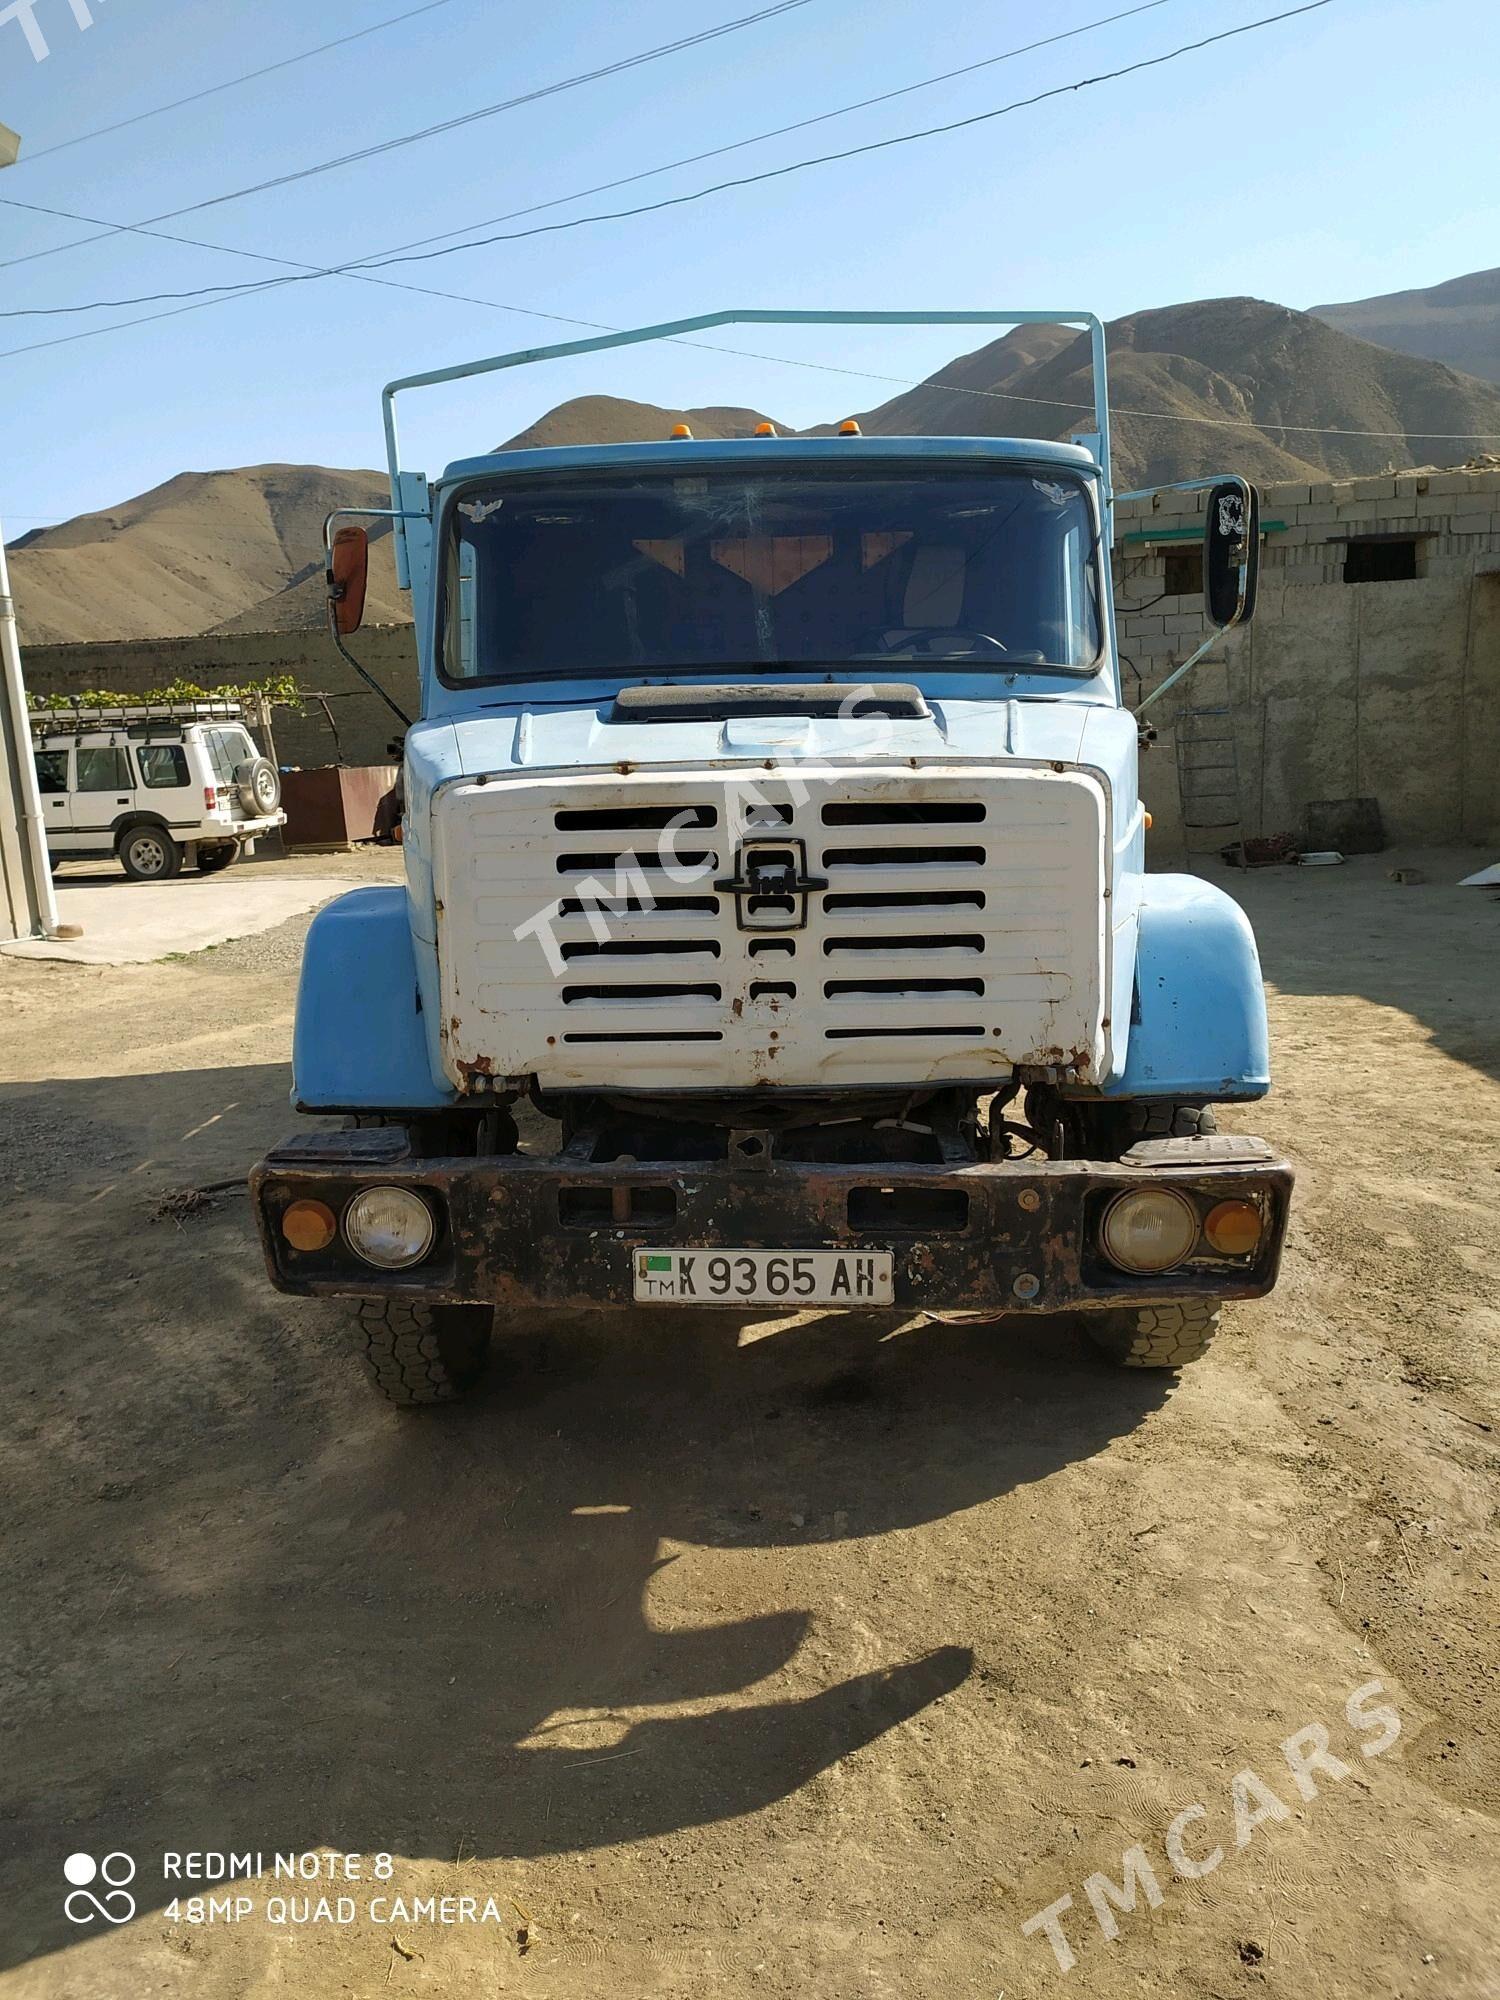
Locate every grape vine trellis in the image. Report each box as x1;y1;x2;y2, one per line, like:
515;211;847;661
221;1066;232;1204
28;675;304;712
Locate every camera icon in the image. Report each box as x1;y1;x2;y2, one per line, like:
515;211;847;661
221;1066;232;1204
63;1852;137;1925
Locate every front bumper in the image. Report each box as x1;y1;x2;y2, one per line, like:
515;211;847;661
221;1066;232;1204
252;1130;1292;1315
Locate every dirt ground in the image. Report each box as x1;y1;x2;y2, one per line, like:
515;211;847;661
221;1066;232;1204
1;847;1496;1999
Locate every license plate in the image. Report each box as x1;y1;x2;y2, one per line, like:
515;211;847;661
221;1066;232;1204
633;1248;895;1307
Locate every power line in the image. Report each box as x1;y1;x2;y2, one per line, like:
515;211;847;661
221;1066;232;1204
11;0;463;167
0;0;815;274
0;0;1185;317
6;9;1494;447
0;2;1332;323
3;253;1498;445
249;0;1188;279
369;4;1340;271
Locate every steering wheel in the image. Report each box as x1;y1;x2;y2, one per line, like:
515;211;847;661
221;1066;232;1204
852;627;1009;660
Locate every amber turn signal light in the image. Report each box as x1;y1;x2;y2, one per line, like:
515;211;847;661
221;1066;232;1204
1203;1198;1262;1255
282;1198;337;1252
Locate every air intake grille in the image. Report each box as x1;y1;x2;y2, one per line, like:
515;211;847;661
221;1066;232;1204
434;765;1108;1090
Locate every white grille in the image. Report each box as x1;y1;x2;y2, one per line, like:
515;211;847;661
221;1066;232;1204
433;764;1109;1091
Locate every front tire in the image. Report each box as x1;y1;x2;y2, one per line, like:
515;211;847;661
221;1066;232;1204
118;824;181;881
1030;1092;1218;1161
1087;1299;1222;1369
353;1298;493;1406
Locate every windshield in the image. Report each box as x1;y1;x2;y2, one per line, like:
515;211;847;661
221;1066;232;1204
441;464;1103;684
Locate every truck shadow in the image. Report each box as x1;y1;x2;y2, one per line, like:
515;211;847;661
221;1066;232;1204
0;1063;1173;1972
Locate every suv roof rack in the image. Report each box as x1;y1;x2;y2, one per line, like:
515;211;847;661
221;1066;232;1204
29;696;246;732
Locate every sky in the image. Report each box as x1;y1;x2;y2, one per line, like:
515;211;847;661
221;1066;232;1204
0;0;1494;534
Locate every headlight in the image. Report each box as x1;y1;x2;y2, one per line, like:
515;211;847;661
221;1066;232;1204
1100;1188;1198;1273
343;1185;436;1269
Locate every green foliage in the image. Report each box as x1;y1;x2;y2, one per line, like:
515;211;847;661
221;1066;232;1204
28;674;304;712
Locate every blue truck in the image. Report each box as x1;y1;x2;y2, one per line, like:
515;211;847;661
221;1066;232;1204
251;311;1291;1405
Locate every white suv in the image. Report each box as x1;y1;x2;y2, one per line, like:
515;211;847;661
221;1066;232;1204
31;699;286;881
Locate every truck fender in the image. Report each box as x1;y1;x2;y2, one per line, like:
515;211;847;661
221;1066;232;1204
292;887;455;1113
1102;873;1271;1100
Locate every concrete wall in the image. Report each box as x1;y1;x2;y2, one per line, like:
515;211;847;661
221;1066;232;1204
1114;466;1500;851
19;624;420;771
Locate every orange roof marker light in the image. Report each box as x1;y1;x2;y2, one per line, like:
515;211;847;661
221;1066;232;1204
753;421;778;437
839;419;862;435
669;422;693;439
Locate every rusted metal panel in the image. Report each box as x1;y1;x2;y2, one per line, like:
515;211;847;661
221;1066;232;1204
281;764;398;848
253;1139;1291;1317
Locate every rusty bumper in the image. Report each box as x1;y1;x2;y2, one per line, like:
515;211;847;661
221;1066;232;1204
252;1127;1292;1315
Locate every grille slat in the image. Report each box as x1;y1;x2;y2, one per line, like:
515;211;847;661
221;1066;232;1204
822;844;987;871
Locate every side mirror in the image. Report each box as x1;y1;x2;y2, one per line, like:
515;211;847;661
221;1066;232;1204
327;525;369;636
1205;477;1259;629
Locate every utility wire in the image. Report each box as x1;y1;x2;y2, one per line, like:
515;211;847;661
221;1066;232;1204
7;7;1494;445
0;1;1315;307
0;0;1312;304
0;0;815;274
0;0;1184;314
312;0;1184;270
3;254;1498;445
0;0;1184;298
0;7;1280;364
11;0;463;167
370;3;1339;271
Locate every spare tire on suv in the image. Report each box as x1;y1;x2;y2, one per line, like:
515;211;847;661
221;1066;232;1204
234;756;280;816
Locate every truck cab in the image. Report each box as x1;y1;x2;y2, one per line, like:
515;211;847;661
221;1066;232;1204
251;310;1290;1405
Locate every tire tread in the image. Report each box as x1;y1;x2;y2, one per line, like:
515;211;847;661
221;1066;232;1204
1089;1298;1221;1369
353;1297;490;1406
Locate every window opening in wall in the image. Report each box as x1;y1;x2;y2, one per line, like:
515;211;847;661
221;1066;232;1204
1163;544;1203;596
1344;537;1418;584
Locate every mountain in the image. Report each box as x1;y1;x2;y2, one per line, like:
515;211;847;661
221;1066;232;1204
15;296;1500;646
207;522;405;636
497;396;781;451
1314;268;1500;386
847;296;1500;487
8;465;409;647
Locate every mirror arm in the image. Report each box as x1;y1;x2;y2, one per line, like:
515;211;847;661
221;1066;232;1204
1135;630;1218;716
323;505;427;552
322;507;424;730
325;611;413;729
